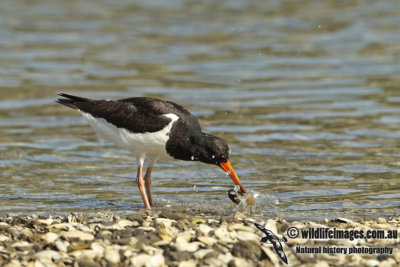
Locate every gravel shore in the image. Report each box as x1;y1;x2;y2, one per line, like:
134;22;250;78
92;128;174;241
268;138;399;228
0;210;398;267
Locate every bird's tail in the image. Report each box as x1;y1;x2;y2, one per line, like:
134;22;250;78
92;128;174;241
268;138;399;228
56;93;92;109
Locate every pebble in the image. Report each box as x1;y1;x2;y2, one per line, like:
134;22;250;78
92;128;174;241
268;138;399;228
48;223;75;232
218;252;233;264
198;223;214;235
12;241;32;250
194;249;215;259
0;213;397;267
91;242;105;259
4;260;22;267
104;247;120;264
63;230;94;241
176;231;193;243
197;236;217;247
379;258;396;267
314;261;330;267
231;241;261;260
234;212;247;220
131;254;151;266
147;253;165;267
377;217;387;224
99;230;112;239
214;226;232;244
366;259;381;267
261;246;280;265
236;231;259;242
43;232;59;243
204;257;224;266
54;240;68;253
28;261;44;267
0;235;9;242
113;219;139;230
35;250;62;261
176;241;200;252
20;228;34;239
177;260;197;267
264;219;278;233
228;224;253;232
228;257;248;267
37;218;53;226
155;218;176;228
73;249;97;261
138;226;156;232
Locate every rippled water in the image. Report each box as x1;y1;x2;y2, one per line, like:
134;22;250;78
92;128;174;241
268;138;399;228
1;0;400;220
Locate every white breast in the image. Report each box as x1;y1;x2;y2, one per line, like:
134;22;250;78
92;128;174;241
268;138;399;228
80;112;179;159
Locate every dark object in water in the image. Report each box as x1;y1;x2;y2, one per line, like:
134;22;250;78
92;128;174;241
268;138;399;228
228;189;241;204
228;189;255;205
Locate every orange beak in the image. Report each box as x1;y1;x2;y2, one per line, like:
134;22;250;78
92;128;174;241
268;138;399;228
219;160;246;193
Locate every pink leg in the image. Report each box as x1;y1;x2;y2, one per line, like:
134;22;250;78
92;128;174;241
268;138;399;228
136;158;151;209
144;161;154;207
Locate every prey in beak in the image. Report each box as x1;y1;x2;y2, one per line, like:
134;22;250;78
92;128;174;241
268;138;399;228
220;160;255;206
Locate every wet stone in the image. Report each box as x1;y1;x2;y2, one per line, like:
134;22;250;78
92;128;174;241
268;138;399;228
231;241;262;260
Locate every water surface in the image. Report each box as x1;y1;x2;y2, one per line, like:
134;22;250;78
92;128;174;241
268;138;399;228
1;0;400;221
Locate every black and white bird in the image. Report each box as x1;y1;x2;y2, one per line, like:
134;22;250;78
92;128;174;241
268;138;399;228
56;93;247;209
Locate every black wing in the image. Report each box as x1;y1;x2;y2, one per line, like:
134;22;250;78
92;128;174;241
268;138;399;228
56;93;178;134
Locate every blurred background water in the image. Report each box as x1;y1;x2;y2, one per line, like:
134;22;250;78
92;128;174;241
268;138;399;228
0;0;399;220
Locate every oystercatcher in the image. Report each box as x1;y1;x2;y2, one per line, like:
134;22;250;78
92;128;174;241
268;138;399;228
56;93;247;209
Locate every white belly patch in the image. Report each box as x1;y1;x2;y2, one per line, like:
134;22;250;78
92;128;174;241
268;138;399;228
81;112;179;158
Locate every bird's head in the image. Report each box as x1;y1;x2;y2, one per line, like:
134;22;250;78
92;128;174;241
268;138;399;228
192;134;246;193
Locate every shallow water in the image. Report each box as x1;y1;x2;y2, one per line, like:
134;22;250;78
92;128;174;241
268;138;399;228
1;0;400;221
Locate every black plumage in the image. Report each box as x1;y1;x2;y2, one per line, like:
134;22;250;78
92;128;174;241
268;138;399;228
57;93;189;135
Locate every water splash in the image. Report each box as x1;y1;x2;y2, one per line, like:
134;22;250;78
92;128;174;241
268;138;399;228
230;185;279;213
